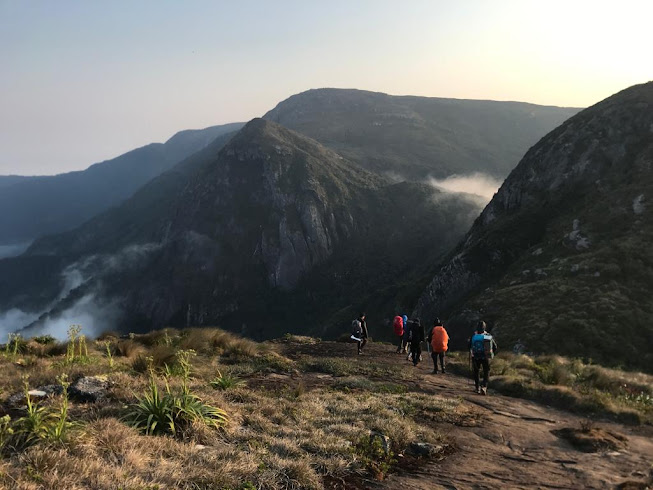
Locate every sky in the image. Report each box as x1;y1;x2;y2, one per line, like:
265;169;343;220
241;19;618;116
1;0;652;176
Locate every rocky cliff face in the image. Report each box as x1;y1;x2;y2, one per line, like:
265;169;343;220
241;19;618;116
414;82;653;369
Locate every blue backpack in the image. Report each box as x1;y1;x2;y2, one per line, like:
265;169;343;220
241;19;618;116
471;333;494;359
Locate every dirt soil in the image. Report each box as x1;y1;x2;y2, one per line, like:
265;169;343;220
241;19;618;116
274;341;653;490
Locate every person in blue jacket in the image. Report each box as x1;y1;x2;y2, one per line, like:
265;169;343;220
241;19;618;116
469;320;498;395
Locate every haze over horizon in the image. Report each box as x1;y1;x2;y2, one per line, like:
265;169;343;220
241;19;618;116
2;0;652;176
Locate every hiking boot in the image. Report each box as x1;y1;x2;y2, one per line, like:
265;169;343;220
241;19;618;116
441;369;446;374
432;370;438;374
475;387;481;394
481;387;487;396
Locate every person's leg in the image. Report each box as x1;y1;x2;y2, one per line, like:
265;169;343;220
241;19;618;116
473;359;481;392
357;339;362;354
482;359;490;387
397;335;403;353
413;344;421;366
439;352;445;372
431;352;438;372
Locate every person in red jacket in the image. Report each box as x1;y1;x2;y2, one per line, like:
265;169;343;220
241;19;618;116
393;315;404;353
429;318;449;374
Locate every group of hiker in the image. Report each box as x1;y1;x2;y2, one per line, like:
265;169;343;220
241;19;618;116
352;313;498;395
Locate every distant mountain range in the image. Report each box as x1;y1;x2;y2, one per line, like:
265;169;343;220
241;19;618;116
4;119;481;338
414;81;653;370
0;122;244;246
1;87;604;358
264;88;580;180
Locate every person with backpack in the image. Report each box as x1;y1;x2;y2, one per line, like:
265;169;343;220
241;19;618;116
393;315;404;353
409;317;425;366
469;320;498;395
428;318;449;374
401;314;410;354
352;312;368;355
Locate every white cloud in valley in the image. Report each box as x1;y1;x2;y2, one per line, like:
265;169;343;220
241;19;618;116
427;173;502;202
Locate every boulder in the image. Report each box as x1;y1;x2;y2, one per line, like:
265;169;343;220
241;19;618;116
69;375;111;402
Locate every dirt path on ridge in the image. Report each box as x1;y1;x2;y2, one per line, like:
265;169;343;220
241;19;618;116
277;341;653;490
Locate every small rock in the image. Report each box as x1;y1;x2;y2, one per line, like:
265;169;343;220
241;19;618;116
409;442;442;457
7;385;63;406
69;376;111;402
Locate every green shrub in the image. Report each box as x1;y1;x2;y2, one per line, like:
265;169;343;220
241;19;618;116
124;352;228;437
0;415;13;454
210;370;245;391
13;380;54;449
32;335;56;345
47;374;74;443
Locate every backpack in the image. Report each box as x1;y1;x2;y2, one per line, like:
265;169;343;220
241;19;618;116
471;333;494;359
393;316;404;336
351;319;362;338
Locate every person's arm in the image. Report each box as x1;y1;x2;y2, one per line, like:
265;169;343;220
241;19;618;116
492;338;498;355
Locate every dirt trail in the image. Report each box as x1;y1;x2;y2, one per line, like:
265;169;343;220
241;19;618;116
280;342;653;490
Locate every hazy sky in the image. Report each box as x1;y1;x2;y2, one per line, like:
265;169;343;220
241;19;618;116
1;0;652;175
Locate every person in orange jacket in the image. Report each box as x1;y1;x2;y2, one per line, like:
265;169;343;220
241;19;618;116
429;318;449;374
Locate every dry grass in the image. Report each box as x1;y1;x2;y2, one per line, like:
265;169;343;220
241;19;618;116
0;328;461;489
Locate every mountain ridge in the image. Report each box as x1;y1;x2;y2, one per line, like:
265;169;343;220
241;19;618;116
263;88;581;180
0;122;244;246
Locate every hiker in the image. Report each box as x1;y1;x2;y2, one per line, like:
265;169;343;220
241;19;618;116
429;318;449;374
469;320;498;395
401;314;410;354
393;315;404;353
352;312;368;355
409;317;425;366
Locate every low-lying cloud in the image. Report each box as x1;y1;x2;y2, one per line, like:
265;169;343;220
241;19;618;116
427;172;502;202
0;242;161;341
21;294;121;341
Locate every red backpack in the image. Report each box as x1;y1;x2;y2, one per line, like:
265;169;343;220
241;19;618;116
393;316;404;336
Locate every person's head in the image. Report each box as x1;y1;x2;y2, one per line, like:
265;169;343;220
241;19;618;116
433;317;442;326
476;320;486;333
359;312;366;320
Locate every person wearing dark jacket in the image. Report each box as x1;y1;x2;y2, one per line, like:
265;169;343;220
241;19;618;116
468;320;498;395
410;318;425;366
357;312;368;354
